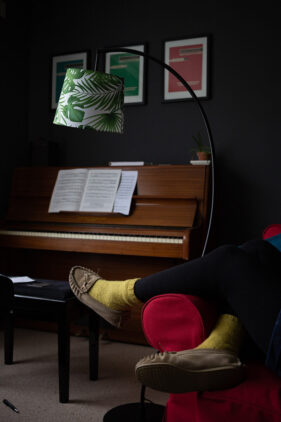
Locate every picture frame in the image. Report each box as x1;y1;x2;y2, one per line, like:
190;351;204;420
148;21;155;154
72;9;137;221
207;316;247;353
163;36;209;102
51;51;89;110
105;44;146;105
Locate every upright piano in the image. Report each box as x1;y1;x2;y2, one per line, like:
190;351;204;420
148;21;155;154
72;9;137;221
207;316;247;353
0;165;210;344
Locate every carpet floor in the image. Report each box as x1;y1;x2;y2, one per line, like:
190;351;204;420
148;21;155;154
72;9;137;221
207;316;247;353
0;328;169;421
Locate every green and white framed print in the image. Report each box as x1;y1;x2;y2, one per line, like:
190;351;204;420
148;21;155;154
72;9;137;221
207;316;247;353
51;51;88;109
53;68;124;133
105;44;146;105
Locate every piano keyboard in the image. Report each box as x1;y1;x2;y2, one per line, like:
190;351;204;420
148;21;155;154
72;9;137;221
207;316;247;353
0;230;183;244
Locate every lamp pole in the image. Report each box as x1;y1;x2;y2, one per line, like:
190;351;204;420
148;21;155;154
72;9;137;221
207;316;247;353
95;47;215;257
96;47;215;422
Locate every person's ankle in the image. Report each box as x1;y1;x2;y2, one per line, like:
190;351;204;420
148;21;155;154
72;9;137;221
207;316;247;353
195;314;244;355
89;278;141;311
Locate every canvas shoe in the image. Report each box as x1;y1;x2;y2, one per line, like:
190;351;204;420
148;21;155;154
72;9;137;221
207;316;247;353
135;348;245;393
69;266;128;328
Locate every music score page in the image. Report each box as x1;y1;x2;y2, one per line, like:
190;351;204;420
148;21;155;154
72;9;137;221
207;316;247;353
48;168;137;215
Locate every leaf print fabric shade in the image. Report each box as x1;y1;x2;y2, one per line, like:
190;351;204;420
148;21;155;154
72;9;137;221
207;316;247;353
54;68;124;133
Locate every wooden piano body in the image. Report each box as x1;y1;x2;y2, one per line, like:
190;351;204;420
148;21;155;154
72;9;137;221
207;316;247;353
0;165;210;344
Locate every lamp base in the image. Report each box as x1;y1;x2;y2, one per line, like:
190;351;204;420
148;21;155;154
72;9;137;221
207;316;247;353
103;402;165;422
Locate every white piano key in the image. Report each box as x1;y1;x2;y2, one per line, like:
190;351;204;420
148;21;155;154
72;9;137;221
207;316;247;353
0;230;183;244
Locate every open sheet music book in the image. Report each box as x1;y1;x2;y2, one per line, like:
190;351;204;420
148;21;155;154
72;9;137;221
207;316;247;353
48;169;138;215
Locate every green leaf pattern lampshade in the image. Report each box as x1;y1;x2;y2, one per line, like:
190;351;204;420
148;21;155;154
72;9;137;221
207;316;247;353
53;68;124;133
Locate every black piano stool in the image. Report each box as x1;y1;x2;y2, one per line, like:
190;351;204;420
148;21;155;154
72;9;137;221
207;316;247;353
1;277;99;403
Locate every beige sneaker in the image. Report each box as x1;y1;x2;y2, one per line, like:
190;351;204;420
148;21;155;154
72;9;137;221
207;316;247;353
69;266;128;328
135;348;245;393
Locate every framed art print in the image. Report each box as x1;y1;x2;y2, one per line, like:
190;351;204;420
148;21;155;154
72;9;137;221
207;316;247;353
105;44;146;105
163;36;209;102
51;51;89;110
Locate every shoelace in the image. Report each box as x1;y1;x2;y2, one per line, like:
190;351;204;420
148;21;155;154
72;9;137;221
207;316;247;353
145;349;177;362
80;273;97;292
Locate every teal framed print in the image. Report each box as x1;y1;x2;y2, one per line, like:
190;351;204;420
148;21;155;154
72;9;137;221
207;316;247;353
105;44;146;105
51;51;89;110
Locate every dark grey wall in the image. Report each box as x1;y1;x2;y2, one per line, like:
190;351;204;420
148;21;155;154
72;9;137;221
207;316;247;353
0;1;29;215
2;0;281;246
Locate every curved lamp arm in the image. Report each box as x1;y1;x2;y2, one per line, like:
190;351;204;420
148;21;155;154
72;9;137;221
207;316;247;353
95;47;215;256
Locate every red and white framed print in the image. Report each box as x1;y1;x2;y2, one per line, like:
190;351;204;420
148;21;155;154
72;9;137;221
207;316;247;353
163;36;209;101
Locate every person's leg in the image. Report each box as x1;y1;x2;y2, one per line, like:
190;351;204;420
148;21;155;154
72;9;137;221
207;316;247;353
135;239;281;393
69;244;232;327
90;243;243;311
70;241;275;393
134;244;231;303
70;239;280;354
217;239;281;355
136;239;281;355
69;244;244;342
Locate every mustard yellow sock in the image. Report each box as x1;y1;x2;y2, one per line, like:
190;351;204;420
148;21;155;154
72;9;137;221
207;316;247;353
195;314;244;355
88;278;142;311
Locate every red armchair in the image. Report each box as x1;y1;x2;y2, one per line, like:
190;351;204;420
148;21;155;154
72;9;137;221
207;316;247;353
141;293;281;422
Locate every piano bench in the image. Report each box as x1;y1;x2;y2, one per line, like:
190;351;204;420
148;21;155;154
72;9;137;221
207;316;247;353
2;278;100;403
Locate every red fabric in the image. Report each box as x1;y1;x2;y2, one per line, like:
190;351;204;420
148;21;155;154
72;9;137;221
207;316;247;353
197;363;281;422
263;224;281;239
142;294;281;422
141;294;217;352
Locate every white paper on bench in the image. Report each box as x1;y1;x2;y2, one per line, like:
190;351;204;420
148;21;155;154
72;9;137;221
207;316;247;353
0;274;35;283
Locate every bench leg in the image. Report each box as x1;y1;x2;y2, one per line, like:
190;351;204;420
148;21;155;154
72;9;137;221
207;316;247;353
4;309;14;365
89;310;99;380
58;308;70;403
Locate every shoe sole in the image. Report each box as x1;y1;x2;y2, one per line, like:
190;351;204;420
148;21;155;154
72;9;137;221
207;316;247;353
135;362;245;393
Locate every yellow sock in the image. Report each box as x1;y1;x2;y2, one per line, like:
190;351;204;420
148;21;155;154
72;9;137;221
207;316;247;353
88;278;142;311
195;314;244;355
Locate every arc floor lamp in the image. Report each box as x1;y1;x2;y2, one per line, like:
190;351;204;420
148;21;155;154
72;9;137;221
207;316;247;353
54;47;215;421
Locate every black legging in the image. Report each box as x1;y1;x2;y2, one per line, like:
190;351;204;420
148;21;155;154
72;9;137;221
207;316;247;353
134;239;281;356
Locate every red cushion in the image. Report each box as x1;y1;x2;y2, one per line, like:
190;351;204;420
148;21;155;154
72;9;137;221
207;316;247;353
142;294;218;422
141;294;217;352
263;224;281;239
142;294;281;422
